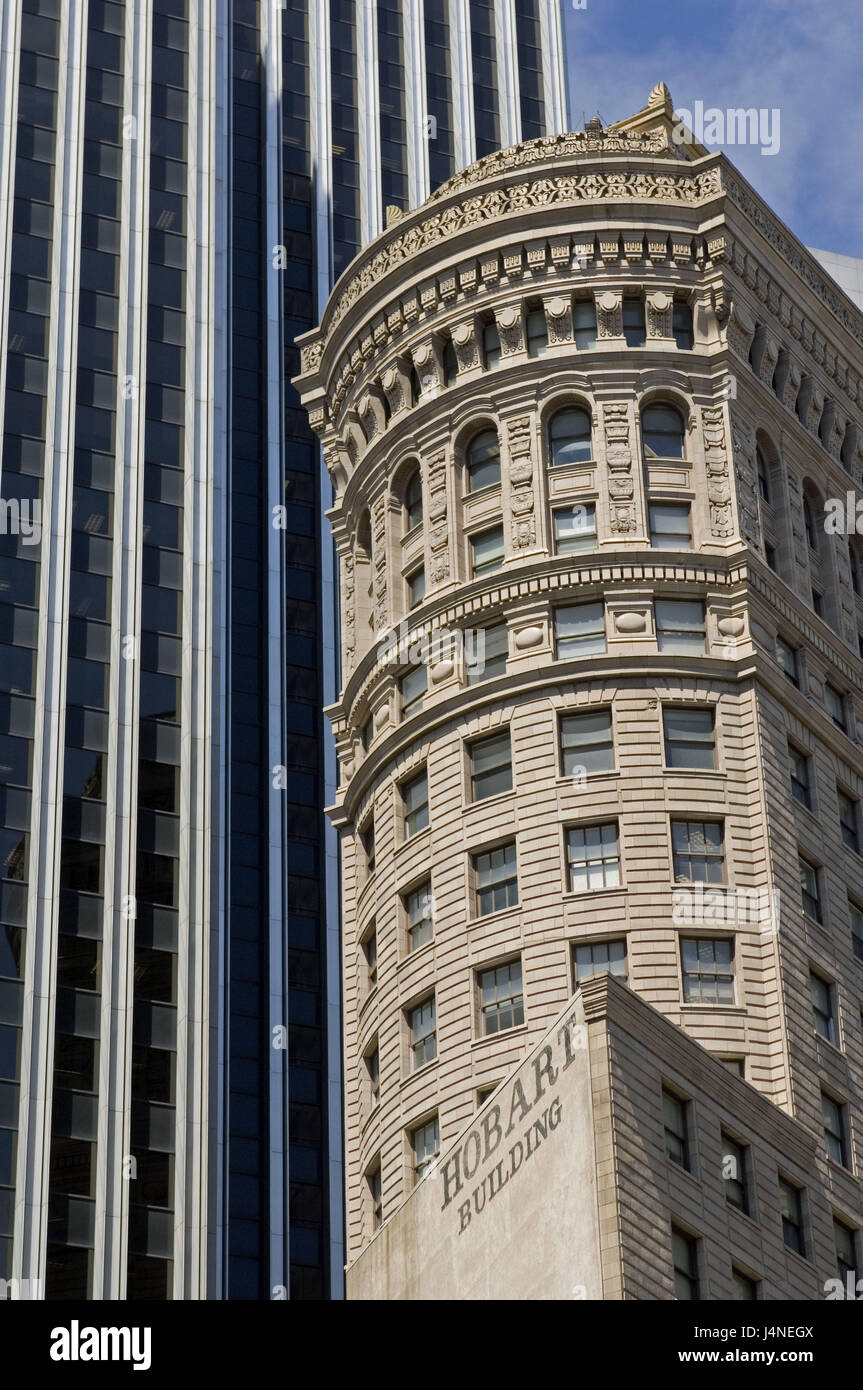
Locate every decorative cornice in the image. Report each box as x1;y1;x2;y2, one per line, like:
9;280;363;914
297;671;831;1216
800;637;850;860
426;129;674;205
317;165;724;349
724;172;863;351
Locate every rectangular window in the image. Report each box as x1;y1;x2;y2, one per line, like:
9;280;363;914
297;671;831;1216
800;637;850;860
470;525;504;577
361;923;377;990
788;744;812;810
399;664;427;717
720;1057;746;1077
681;937;734;1004
469;730;512;802
656;600;705;654
573;298;596;350
365;1045;380;1109
776;636;799;687
525;307;548;358
560;708;613;775
402;770;429;838
834;1219;857;1280
404;881;433;952
825;682;847;731
810;971;836;1044
553;503;596;554
650;501;692;550
566;823;621;891
573;938;627;985
663;1089;690;1169
671;1227;699;1300
622;296;646;347
850;899;863;962
672;820;725;885
779;1177;805;1256
469;622;508;683
664;707;715;770
473;842;518;917
798;855;822;923
409;996;436;1070
721;1132;749;1214
367;1164;382;1230
412;1115;440;1180
731;1268;758;1300
478;959;524;1036
822;1093;848;1167
360;820;375;876
555;602;606;658
673;301;694;350
838;788;860;852
407;567;425;608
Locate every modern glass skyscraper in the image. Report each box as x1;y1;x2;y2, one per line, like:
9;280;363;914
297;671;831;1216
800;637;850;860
0;0;566;1300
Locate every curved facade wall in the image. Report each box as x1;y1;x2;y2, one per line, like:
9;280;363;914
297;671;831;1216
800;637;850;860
299;91;863;1271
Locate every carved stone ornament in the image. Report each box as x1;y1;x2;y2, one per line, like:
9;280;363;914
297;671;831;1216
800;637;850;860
496;305;525;356
321;165;725;347
597;290;623;339
427;450;449;581
544;295;573;345
452;321;479;372
646;290;673;338
701;405;734;538
728;412;761;550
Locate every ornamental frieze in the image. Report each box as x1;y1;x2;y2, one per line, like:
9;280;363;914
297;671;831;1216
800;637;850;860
318;167;725;347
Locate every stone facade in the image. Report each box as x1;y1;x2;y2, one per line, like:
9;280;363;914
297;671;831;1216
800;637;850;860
297;86;863;1298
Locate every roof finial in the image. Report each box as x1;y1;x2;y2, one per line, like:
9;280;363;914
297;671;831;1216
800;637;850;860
648;82;673;114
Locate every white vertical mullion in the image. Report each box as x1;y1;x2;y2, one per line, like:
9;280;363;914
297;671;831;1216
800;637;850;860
313;0;347;1298
95;0;151;1301
404;0;427;207
493;0;520;147
11;0;86;1291
262;0;289;1296
448;0;474;169
311;1;332;317
173;0;214;1302
358;0;381;240
0;0;22;435
208;0;231;1304
539;0;567;134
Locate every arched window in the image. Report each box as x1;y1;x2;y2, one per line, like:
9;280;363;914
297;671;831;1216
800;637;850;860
850;540;863;597
466;429;500;491
443;339;458;387
548;407;592;467
483;321;501;369
404;469;423;529
803;494;817;550
525;306;548;358
841;423;857;473
756;445;770;503
642;403;685;460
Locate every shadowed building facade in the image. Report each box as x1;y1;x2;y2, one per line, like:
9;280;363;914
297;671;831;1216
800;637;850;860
0;0;566;1299
298;85;863;1298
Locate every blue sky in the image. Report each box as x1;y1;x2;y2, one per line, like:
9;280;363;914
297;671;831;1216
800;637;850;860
562;0;863;258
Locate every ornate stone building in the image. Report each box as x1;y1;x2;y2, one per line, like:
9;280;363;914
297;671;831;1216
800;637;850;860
297;85;863;1299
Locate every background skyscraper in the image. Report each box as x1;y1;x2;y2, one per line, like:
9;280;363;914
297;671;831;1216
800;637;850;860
0;0;567;1299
